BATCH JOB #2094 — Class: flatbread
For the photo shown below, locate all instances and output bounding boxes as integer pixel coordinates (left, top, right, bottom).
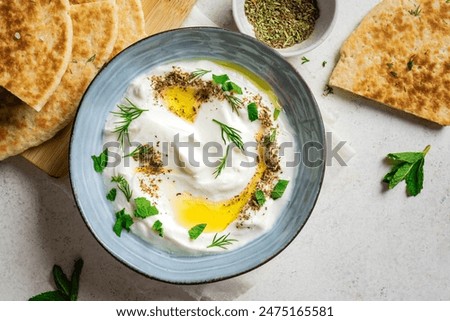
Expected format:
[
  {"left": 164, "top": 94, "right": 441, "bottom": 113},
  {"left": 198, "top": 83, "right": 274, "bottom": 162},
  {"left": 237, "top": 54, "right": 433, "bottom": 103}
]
[
  {"left": 0, "top": 0, "right": 73, "bottom": 111},
  {"left": 329, "top": 0, "right": 450, "bottom": 125},
  {"left": 70, "top": 0, "right": 146, "bottom": 57},
  {"left": 0, "top": 0, "right": 118, "bottom": 160},
  {"left": 111, "top": 0, "right": 147, "bottom": 57}
]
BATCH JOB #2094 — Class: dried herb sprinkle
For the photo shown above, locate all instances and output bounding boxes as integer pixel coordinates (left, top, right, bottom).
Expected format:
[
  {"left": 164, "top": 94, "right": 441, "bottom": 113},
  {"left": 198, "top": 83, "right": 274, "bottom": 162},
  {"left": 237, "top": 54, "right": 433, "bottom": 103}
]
[{"left": 244, "top": 0, "right": 320, "bottom": 49}]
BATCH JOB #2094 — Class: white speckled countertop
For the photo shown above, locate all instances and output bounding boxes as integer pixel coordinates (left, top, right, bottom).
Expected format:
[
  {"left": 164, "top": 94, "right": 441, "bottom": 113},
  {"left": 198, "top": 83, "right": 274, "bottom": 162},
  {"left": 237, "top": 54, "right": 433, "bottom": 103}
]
[{"left": 0, "top": 0, "right": 449, "bottom": 300}]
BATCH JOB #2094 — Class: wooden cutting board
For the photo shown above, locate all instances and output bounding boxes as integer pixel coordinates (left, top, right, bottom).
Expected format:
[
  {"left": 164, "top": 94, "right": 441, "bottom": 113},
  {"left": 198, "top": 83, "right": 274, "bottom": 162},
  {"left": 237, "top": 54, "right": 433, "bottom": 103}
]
[{"left": 21, "top": 0, "right": 196, "bottom": 177}]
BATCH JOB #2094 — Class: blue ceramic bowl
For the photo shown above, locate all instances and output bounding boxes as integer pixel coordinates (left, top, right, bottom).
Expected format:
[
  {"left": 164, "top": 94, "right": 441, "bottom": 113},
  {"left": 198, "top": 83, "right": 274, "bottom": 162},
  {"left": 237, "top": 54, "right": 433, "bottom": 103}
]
[{"left": 70, "top": 27, "right": 325, "bottom": 284}]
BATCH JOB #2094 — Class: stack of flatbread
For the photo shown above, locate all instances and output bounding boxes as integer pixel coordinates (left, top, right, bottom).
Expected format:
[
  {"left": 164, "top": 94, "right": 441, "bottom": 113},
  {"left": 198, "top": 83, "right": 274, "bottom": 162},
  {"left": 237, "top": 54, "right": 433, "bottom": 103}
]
[
  {"left": 330, "top": 0, "right": 450, "bottom": 125},
  {"left": 0, "top": 0, "right": 147, "bottom": 160}
]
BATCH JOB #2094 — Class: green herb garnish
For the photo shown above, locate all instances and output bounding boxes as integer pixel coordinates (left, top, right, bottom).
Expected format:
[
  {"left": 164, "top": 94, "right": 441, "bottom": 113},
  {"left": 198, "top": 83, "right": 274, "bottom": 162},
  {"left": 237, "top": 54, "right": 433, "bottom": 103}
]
[
  {"left": 274, "top": 108, "right": 281, "bottom": 120},
  {"left": 212, "top": 74, "right": 243, "bottom": 94},
  {"left": 323, "top": 84, "right": 334, "bottom": 96},
  {"left": 106, "top": 188, "right": 117, "bottom": 201},
  {"left": 91, "top": 148, "right": 108, "bottom": 173},
  {"left": 29, "top": 258, "right": 83, "bottom": 301},
  {"left": 113, "top": 208, "right": 134, "bottom": 237},
  {"left": 212, "top": 119, "right": 244, "bottom": 151},
  {"left": 390, "top": 71, "right": 398, "bottom": 78},
  {"left": 124, "top": 144, "right": 151, "bottom": 158},
  {"left": 264, "top": 128, "right": 277, "bottom": 145},
  {"left": 383, "top": 145, "right": 430, "bottom": 196},
  {"left": 247, "top": 102, "right": 259, "bottom": 122},
  {"left": 271, "top": 179, "right": 289, "bottom": 200},
  {"left": 86, "top": 54, "right": 96, "bottom": 63},
  {"left": 255, "top": 190, "right": 266, "bottom": 207},
  {"left": 134, "top": 197, "right": 158, "bottom": 218},
  {"left": 111, "top": 98, "right": 148, "bottom": 147},
  {"left": 207, "top": 233, "right": 238, "bottom": 249},
  {"left": 152, "top": 220, "right": 164, "bottom": 237},
  {"left": 213, "top": 74, "right": 243, "bottom": 114},
  {"left": 407, "top": 57, "right": 415, "bottom": 71},
  {"left": 189, "top": 68, "right": 211, "bottom": 81},
  {"left": 408, "top": 4, "right": 421, "bottom": 16},
  {"left": 301, "top": 56, "right": 310, "bottom": 64},
  {"left": 69, "top": 258, "right": 83, "bottom": 301},
  {"left": 188, "top": 223, "right": 207, "bottom": 240},
  {"left": 387, "top": 62, "right": 394, "bottom": 69},
  {"left": 213, "top": 145, "right": 231, "bottom": 178},
  {"left": 225, "top": 94, "right": 244, "bottom": 114},
  {"left": 322, "top": 61, "right": 327, "bottom": 67},
  {"left": 111, "top": 175, "right": 132, "bottom": 202}
]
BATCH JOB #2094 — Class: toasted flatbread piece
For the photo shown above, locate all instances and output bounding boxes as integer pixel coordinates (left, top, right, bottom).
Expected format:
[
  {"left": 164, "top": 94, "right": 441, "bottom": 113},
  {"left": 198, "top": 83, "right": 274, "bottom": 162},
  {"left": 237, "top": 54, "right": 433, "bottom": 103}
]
[
  {"left": 70, "top": 0, "right": 146, "bottom": 57},
  {"left": 329, "top": 0, "right": 450, "bottom": 125},
  {"left": 0, "top": 0, "right": 73, "bottom": 111},
  {"left": 111, "top": 0, "right": 147, "bottom": 57},
  {"left": 0, "top": 0, "right": 118, "bottom": 160}
]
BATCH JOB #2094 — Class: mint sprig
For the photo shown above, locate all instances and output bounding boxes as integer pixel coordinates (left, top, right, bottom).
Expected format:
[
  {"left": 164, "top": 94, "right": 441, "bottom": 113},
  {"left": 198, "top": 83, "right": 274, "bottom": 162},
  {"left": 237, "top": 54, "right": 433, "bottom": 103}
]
[
  {"left": 29, "top": 258, "right": 83, "bottom": 301},
  {"left": 383, "top": 145, "right": 430, "bottom": 196}
]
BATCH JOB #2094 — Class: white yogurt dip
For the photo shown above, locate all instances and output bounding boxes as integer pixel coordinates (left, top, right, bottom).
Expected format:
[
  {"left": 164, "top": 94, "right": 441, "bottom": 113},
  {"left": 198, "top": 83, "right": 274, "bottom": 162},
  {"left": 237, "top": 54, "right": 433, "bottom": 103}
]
[{"left": 103, "top": 60, "right": 297, "bottom": 254}]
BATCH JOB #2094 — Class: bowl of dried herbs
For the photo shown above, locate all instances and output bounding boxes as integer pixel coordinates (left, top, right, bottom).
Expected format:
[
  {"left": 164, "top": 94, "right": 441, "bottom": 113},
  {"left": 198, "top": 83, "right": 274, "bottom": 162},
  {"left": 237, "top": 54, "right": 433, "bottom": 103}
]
[{"left": 233, "top": 0, "right": 337, "bottom": 57}]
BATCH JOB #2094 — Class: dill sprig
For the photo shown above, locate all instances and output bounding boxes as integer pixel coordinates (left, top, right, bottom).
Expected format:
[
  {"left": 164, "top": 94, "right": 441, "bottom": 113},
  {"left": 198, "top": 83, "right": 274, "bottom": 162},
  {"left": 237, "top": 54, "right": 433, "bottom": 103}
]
[
  {"left": 301, "top": 56, "right": 310, "bottom": 64},
  {"left": 124, "top": 144, "right": 151, "bottom": 158},
  {"left": 111, "top": 175, "right": 132, "bottom": 202},
  {"left": 207, "top": 233, "right": 238, "bottom": 249},
  {"left": 111, "top": 98, "right": 148, "bottom": 147},
  {"left": 225, "top": 94, "right": 244, "bottom": 114},
  {"left": 212, "top": 119, "right": 244, "bottom": 151},
  {"left": 189, "top": 68, "right": 211, "bottom": 82},
  {"left": 213, "top": 145, "right": 230, "bottom": 178},
  {"left": 408, "top": 4, "right": 421, "bottom": 16}
]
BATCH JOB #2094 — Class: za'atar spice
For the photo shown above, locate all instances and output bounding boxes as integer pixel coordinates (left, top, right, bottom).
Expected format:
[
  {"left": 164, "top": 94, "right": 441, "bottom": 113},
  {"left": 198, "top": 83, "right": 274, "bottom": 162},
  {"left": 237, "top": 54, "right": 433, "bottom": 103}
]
[{"left": 244, "top": 0, "right": 320, "bottom": 49}]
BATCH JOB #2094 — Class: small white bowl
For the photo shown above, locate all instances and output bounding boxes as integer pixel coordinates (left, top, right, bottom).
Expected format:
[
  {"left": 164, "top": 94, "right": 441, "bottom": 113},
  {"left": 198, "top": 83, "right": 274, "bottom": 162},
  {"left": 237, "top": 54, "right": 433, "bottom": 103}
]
[{"left": 232, "top": 0, "right": 337, "bottom": 57}]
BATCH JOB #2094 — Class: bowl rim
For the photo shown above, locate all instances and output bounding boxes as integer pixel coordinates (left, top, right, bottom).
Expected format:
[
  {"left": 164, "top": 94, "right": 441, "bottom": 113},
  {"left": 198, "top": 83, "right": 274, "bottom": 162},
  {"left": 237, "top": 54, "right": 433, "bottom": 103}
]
[
  {"left": 232, "top": 0, "right": 338, "bottom": 57},
  {"left": 69, "top": 26, "right": 327, "bottom": 284}
]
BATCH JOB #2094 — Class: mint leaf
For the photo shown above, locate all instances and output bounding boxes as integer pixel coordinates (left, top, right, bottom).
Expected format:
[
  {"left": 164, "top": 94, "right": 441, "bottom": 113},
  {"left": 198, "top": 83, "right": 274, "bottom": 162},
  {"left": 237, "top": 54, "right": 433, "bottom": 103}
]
[
  {"left": 69, "top": 258, "right": 83, "bottom": 301},
  {"left": 271, "top": 180, "right": 289, "bottom": 200},
  {"left": 405, "top": 158, "right": 424, "bottom": 196},
  {"left": 52, "top": 265, "right": 71, "bottom": 296},
  {"left": 212, "top": 74, "right": 230, "bottom": 86},
  {"left": 224, "top": 81, "right": 243, "bottom": 94},
  {"left": 91, "top": 148, "right": 108, "bottom": 173},
  {"left": 152, "top": 220, "right": 163, "bottom": 237},
  {"left": 273, "top": 108, "right": 281, "bottom": 120},
  {"left": 255, "top": 190, "right": 266, "bottom": 206},
  {"left": 106, "top": 188, "right": 117, "bottom": 201},
  {"left": 212, "top": 74, "right": 242, "bottom": 94},
  {"left": 134, "top": 197, "right": 158, "bottom": 218},
  {"left": 29, "top": 258, "right": 84, "bottom": 301},
  {"left": 113, "top": 209, "right": 133, "bottom": 237},
  {"left": 383, "top": 145, "right": 430, "bottom": 196},
  {"left": 387, "top": 152, "right": 423, "bottom": 163},
  {"left": 247, "top": 102, "right": 258, "bottom": 122},
  {"left": 188, "top": 223, "right": 207, "bottom": 240},
  {"left": 29, "top": 290, "right": 69, "bottom": 301}
]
